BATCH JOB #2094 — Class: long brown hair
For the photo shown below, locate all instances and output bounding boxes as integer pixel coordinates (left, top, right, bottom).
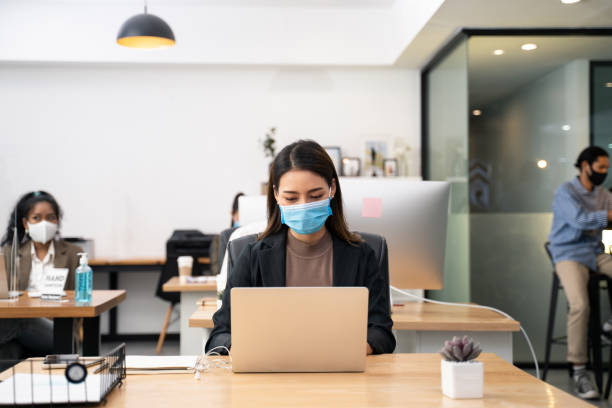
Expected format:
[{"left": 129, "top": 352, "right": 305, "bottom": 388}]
[{"left": 258, "top": 140, "right": 361, "bottom": 244}]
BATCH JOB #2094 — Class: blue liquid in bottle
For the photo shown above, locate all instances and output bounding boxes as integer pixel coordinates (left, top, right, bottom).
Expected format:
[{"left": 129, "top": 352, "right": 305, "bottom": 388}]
[{"left": 75, "top": 253, "right": 92, "bottom": 304}]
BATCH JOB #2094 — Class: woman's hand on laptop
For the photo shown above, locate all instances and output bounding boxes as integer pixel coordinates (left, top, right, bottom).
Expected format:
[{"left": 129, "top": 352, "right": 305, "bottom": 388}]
[{"left": 367, "top": 343, "right": 373, "bottom": 355}]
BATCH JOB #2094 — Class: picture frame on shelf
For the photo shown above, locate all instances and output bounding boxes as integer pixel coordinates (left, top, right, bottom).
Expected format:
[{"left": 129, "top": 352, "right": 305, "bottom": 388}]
[
  {"left": 383, "top": 159, "right": 399, "bottom": 177},
  {"left": 324, "top": 146, "right": 342, "bottom": 176},
  {"left": 364, "top": 141, "right": 387, "bottom": 177},
  {"left": 342, "top": 157, "right": 361, "bottom": 177}
]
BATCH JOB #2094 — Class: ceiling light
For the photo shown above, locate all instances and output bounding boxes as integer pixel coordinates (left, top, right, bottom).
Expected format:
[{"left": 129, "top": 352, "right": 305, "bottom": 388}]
[
  {"left": 605, "top": 82, "right": 612, "bottom": 88},
  {"left": 562, "top": 125, "right": 571, "bottom": 131},
  {"left": 117, "top": 2, "right": 175, "bottom": 49},
  {"left": 537, "top": 160, "right": 548, "bottom": 169},
  {"left": 561, "top": 0, "right": 581, "bottom": 4},
  {"left": 521, "top": 43, "right": 538, "bottom": 51},
  {"left": 493, "top": 49, "right": 505, "bottom": 56},
  {"left": 472, "top": 109, "right": 482, "bottom": 116}
]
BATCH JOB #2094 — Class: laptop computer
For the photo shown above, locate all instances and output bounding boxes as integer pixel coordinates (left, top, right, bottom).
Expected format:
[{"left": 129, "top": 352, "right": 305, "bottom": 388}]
[{"left": 230, "top": 287, "right": 368, "bottom": 373}]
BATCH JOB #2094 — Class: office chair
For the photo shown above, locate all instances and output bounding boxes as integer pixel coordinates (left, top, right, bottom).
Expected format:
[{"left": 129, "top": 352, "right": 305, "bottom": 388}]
[{"left": 218, "top": 227, "right": 237, "bottom": 271}]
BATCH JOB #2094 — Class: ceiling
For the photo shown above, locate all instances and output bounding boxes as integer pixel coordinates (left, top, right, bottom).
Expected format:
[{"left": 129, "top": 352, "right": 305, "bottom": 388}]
[
  {"left": 468, "top": 36, "right": 612, "bottom": 106},
  {"left": 0, "top": 0, "right": 441, "bottom": 65},
  {"left": 395, "top": 0, "right": 612, "bottom": 68},
  {"left": 1, "top": 0, "right": 612, "bottom": 67}
]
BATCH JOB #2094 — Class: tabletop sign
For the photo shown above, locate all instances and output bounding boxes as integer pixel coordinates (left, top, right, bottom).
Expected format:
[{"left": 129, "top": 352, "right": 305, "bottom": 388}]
[{"left": 41, "top": 268, "right": 69, "bottom": 300}]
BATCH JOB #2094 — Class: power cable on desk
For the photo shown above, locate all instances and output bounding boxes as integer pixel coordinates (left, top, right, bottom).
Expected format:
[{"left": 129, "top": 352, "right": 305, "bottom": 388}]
[
  {"left": 390, "top": 285, "right": 539, "bottom": 379},
  {"left": 195, "top": 345, "right": 232, "bottom": 379}
]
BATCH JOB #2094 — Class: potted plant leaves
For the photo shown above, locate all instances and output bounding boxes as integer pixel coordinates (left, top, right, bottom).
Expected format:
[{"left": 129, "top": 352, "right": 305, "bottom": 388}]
[{"left": 440, "top": 335, "right": 483, "bottom": 399}]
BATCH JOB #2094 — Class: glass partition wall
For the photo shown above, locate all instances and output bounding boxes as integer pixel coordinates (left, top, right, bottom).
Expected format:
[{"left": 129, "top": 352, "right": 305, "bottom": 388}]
[
  {"left": 423, "top": 35, "right": 470, "bottom": 303},
  {"left": 423, "top": 30, "right": 612, "bottom": 364}
]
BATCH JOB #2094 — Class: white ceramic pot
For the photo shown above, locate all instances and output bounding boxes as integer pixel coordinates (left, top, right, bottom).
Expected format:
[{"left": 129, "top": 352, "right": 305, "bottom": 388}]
[{"left": 441, "top": 359, "right": 483, "bottom": 399}]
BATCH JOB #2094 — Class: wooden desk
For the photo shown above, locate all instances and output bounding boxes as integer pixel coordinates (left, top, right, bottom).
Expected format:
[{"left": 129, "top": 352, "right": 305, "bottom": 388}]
[
  {"left": 392, "top": 302, "right": 520, "bottom": 331},
  {"left": 90, "top": 258, "right": 212, "bottom": 341},
  {"left": 189, "top": 302, "right": 519, "bottom": 361},
  {"left": 162, "top": 277, "right": 217, "bottom": 355},
  {"left": 98, "top": 353, "right": 586, "bottom": 407},
  {"left": 89, "top": 258, "right": 166, "bottom": 267},
  {"left": 391, "top": 302, "right": 519, "bottom": 362},
  {"left": 0, "top": 290, "right": 126, "bottom": 356},
  {"left": 162, "top": 276, "right": 217, "bottom": 292}
]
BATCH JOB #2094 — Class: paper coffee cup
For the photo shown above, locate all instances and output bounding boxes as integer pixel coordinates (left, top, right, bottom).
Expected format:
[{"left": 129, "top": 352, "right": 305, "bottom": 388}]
[{"left": 177, "top": 256, "right": 193, "bottom": 283}]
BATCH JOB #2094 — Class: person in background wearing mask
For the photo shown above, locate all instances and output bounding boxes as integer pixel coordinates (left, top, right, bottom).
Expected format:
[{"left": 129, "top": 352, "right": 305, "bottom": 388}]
[
  {"left": 230, "top": 192, "right": 245, "bottom": 228},
  {"left": 549, "top": 146, "right": 612, "bottom": 400},
  {"left": 206, "top": 140, "right": 395, "bottom": 355},
  {"left": 0, "top": 191, "right": 81, "bottom": 358}
]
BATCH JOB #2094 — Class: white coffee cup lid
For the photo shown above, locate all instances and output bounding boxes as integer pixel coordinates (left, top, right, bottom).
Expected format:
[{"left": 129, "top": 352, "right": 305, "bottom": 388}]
[{"left": 177, "top": 256, "right": 193, "bottom": 266}]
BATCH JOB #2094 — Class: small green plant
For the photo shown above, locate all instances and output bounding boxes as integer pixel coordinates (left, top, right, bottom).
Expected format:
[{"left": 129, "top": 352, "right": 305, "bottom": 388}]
[
  {"left": 262, "top": 127, "right": 277, "bottom": 159},
  {"left": 217, "top": 290, "right": 224, "bottom": 300},
  {"left": 440, "top": 336, "right": 482, "bottom": 362}
]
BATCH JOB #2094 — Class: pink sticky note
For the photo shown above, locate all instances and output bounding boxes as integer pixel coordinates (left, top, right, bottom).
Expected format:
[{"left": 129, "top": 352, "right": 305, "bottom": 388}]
[{"left": 362, "top": 198, "right": 382, "bottom": 218}]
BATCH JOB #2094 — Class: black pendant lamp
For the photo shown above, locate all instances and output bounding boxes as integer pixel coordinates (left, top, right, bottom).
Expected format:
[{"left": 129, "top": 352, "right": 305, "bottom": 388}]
[{"left": 117, "top": 1, "right": 175, "bottom": 49}]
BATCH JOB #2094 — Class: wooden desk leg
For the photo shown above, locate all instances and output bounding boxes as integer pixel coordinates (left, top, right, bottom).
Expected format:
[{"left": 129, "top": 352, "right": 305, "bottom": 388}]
[
  {"left": 53, "top": 318, "right": 75, "bottom": 354},
  {"left": 83, "top": 316, "right": 101, "bottom": 356}
]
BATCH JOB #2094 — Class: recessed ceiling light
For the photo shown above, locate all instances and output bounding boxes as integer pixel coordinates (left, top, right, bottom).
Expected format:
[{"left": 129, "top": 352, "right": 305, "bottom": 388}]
[
  {"left": 537, "top": 160, "right": 548, "bottom": 169},
  {"left": 472, "top": 109, "right": 482, "bottom": 116},
  {"left": 562, "top": 125, "right": 571, "bottom": 131},
  {"left": 521, "top": 43, "right": 538, "bottom": 51},
  {"left": 561, "top": 0, "right": 581, "bottom": 4},
  {"left": 606, "top": 82, "right": 612, "bottom": 88},
  {"left": 493, "top": 49, "right": 505, "bottom": 56}
]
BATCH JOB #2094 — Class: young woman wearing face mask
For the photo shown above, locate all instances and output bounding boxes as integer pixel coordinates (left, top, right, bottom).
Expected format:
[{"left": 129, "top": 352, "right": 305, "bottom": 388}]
[
  {"left": 0, "top": 191, "right": 81, "bottom": 357},
  {"left": 206, "top": 140, "right": 395, "bottom": 355}
]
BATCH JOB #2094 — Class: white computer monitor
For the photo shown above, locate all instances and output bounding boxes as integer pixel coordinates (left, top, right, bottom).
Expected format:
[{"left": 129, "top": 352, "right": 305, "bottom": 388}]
[{"left": 340, "top": 178, "right": 450, "bottom": 289}]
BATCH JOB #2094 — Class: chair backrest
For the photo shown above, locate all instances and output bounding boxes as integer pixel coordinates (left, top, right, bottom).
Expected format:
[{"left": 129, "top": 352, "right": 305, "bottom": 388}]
[
  {"left": 218, "top": 227, "right": 237, "bottom": 269},
  {"left": 227, "top": 232, "right": 390, "bottom": 313},
  {"left": 359, "top": 232, "right": 391, "bottom": 313},
  {"left": 227, "top": 234, "right": 258, "bottom": 278}
]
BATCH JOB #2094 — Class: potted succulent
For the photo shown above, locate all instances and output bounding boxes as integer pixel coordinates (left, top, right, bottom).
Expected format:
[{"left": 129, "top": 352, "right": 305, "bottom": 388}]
[{"left": 440, "top": 336, "right": 483, "bottom": 399}]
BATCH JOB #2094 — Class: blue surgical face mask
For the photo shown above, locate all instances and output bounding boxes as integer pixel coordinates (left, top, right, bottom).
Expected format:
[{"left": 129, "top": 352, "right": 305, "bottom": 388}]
[
  {"left": 279, "top": 189, "right": 333, "bottom": 235},
  {"left": 232, "top": 220, "right": 240, "bottom": 228}
]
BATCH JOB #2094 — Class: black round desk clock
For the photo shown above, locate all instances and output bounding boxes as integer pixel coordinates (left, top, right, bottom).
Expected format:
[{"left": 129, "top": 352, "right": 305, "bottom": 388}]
[{"left": 65, "top": 362, "right": 88, "bottom": 384}]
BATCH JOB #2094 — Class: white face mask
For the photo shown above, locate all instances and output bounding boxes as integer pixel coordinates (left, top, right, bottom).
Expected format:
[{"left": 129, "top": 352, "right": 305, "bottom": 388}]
[{"left": 27, "top": 221, "right": 58, "bottom": 244}]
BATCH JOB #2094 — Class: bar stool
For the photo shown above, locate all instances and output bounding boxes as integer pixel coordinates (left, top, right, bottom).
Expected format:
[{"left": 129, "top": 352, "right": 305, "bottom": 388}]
[{"left": 542, "top": 242, "right": 612, "bottom": 395}]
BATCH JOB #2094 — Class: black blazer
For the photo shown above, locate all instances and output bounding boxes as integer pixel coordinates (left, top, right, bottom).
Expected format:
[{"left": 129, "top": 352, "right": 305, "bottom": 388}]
[{"left": 205, "top": 228, "right": 396, "bottom": 354}]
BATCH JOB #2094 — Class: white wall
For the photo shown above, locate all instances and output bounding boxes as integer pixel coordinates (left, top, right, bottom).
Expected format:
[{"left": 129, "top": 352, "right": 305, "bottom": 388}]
[{"left": 0, "top": 64, "right": 420, "bottom": 258}]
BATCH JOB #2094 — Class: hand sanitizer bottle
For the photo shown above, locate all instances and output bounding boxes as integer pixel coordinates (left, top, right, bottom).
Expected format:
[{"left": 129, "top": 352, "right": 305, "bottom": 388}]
[{"left": 75, "top": 252, "right": 92, "bottom": 304}]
